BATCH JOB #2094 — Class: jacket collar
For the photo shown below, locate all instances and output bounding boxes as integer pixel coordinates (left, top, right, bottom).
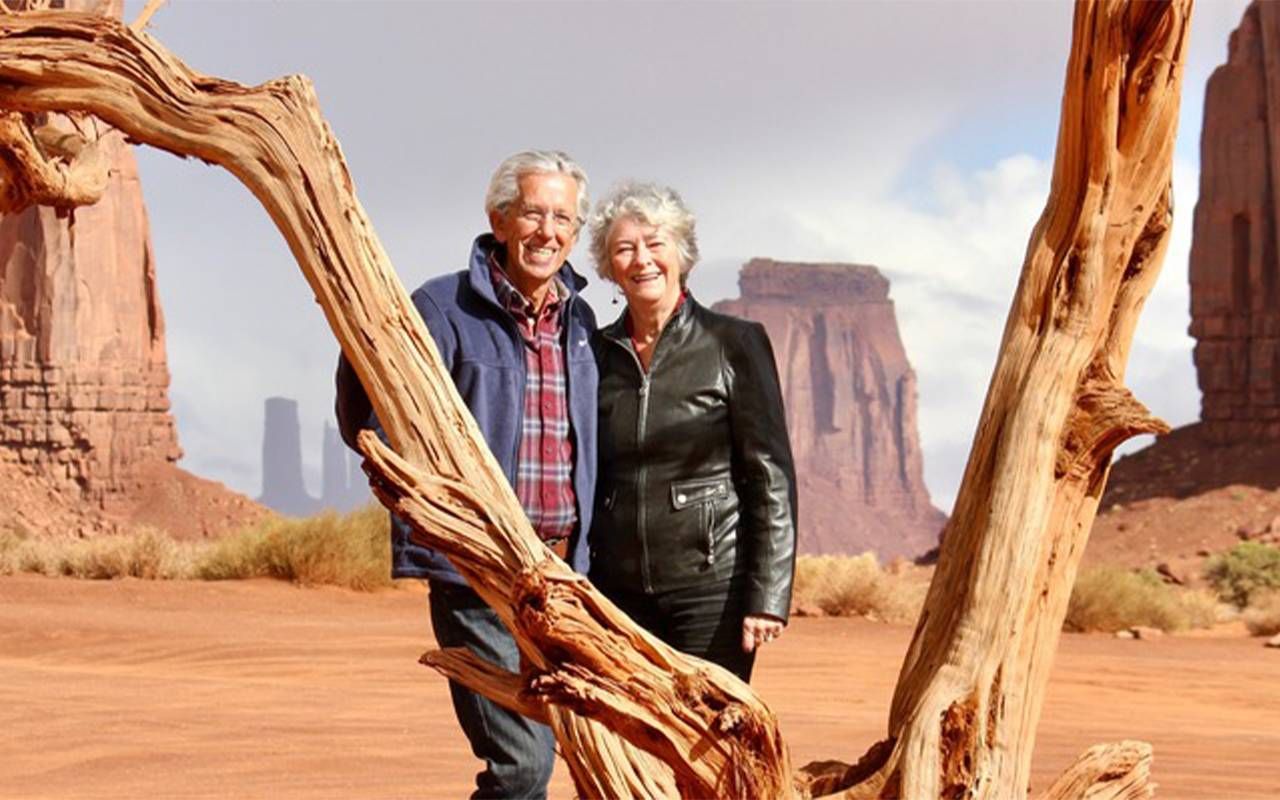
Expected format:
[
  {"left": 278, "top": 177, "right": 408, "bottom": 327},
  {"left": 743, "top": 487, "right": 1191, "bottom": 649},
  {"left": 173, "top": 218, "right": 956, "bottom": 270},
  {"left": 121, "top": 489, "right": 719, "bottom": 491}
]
[
  {"left": 602, "top": 289, "right": 698, "bottom": 345},
  {"left": 467, "top": 233, "right": 589, "bottom": 310}
]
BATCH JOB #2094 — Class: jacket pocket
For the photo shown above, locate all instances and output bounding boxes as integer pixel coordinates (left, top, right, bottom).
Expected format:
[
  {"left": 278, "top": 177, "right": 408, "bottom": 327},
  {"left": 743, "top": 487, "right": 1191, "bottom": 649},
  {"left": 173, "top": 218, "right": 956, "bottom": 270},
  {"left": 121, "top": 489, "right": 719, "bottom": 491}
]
[
  {"left": 670, "top": 477, "right": 730, "bottom": 509},
  {"left": 671, "top": 477, "right": 730, "bottom": 566}
]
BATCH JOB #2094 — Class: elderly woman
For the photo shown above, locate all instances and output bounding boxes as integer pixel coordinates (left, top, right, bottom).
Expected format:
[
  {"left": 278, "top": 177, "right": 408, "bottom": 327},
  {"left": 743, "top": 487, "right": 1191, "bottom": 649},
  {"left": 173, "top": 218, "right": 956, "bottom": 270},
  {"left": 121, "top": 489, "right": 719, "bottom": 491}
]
[{"left": 587, "top": 182, "right": 797, "bottom": 682}]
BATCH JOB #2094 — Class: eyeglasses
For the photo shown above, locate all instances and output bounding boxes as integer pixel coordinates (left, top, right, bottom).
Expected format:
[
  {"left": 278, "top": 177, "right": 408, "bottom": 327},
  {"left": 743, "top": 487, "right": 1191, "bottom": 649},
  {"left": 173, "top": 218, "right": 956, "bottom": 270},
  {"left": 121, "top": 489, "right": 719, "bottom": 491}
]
[{"left": 515, "top": 205, "right": 581, "bottom": 234}]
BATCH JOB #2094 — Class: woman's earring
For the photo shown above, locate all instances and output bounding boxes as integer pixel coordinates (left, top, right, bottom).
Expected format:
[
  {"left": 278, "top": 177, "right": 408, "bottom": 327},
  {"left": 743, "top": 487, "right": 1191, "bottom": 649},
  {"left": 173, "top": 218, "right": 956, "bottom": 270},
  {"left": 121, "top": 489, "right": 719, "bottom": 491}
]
[{"left": 612, "top": 285, "right": 621, "bottom": 305}]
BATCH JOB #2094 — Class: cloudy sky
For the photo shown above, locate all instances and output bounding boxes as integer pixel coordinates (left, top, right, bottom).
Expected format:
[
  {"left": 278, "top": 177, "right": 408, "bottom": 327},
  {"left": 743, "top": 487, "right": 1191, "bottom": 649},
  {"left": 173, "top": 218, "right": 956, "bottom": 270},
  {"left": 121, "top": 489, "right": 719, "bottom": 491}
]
[{"left": 117, "top": 0, "right": 1251, "bottom": 513}]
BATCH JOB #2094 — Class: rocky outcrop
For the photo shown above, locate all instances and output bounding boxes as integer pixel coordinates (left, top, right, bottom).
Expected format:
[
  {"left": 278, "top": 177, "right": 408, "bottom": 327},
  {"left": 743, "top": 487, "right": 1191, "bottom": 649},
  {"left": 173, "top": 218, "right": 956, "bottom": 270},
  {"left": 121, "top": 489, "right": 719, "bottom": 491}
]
[
  {"left": 1099, "top": 0, "right": 1280, "bottom": 563},
  {"left": 1190, "top": 0, "right": 1280, "bottom": 443},
  {"left": 713, "top": 259, "right": 945, "bottom": 560},
  {"left": 0, "top": 114, "right": 181, "bottom": 503}
]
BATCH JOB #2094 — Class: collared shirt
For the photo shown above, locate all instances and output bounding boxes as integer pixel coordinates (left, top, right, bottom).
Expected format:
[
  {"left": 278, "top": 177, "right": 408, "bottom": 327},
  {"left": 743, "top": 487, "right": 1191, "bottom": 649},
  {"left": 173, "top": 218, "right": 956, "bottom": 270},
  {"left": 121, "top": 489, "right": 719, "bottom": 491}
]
[{"left": 488, "top": 252, "right": 577, "bottom": 542}]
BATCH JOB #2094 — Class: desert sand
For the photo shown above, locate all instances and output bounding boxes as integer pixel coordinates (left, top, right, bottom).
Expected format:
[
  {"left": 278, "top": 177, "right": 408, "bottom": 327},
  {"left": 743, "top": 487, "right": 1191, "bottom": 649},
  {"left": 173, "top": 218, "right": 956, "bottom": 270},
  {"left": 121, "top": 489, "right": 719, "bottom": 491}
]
[{"left": 0, "top": 575, "right": 1275, "bottom": 799}]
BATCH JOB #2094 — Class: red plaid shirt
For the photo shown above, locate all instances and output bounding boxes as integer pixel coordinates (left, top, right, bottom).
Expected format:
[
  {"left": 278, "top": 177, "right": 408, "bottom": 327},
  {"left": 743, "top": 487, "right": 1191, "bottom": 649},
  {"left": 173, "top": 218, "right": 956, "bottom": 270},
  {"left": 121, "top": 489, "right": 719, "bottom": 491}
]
[{"left": 489, "top": 256, "right": 577, "bottom": 542}]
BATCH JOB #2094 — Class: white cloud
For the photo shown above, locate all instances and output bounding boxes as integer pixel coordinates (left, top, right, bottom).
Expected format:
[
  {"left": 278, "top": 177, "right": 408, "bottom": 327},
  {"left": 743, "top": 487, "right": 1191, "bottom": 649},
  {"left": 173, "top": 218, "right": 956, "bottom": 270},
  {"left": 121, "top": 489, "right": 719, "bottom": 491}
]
[
  {"left": 763, "top": 155, "right": 1050, "bottom": 510},
  {"left": 758, "top": 151, "right": 1201, "bottom": 512}
]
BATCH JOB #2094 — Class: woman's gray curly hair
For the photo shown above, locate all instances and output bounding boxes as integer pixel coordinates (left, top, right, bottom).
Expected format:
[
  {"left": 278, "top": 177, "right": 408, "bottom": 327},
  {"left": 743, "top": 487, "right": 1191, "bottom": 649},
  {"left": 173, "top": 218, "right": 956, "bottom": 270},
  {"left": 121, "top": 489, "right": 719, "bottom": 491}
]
[
  {"left": 589, "top": 182, "right": 700, "bottom": 283},
  {"left": 484, "top": 150, "right": 590, "bottom": 223}
]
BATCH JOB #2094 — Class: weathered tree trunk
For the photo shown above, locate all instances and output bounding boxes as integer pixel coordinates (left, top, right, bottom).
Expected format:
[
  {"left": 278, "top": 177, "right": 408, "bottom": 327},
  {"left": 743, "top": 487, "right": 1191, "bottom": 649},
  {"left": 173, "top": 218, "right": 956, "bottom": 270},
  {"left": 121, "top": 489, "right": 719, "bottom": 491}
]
[
  {"left": 0, "top": 1, "right": 1191, "bottom": 797},
  {"left": 796, "top": 2, "right": 1190, "bottom": 797}
]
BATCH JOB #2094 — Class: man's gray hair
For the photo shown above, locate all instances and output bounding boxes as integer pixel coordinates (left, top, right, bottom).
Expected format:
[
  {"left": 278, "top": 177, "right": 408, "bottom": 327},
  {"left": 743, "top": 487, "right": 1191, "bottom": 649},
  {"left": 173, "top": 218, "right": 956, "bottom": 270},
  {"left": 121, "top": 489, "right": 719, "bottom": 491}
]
[
  {"left": 485, "top": 150, "right": 590, "bottom": 223},
  {"left": 589, "top": 182, "right": 700, "bottom": 283}
]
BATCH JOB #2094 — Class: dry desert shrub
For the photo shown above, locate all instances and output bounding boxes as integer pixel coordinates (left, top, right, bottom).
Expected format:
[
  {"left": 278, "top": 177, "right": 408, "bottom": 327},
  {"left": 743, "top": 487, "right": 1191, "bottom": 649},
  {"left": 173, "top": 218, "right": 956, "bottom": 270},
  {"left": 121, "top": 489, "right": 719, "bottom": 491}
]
[
  {"left": 1243, "top": 590, "right": 1280, "bottom": 636},
  {"left": 1065, "top": 566, "right": 1219, "bottom": 633},
  {"left": 791, "top": 553, "right": 927, "bottom": 623},
  {"left": 1177, "top": 586, "right": 1229, "bottom": 629},
  {"left": 0, "top": 506, "right": 394, "bottom": 591},
  {"left": 61, "top": 528, "right": 194, "bottom": 579},
  {"left": 193, "top": 504, "right": 392, "bottom": 590},
  {"left": 0, "top": 529, "right": 28, "bottom": 575},
  {"left": 0, "top": 526, "right": 193, "bottom": 579}
]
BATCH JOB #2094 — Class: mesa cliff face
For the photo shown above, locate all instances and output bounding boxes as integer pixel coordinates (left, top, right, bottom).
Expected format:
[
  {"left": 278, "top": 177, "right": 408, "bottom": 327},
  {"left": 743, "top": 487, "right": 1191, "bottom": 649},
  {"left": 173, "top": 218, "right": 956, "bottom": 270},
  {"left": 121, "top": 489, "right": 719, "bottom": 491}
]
[
  {"left": 1189, "top": 0, "right": 1280, "bottom": 443},
  {"left": 322, "top": 420, "right": 371, "bottom": 512},
  {"left": 0, "top": 0, "right": 267, "bottom": 538},
  {"left": 1100, "top": 1, "right": 1280, "bottom": 570},
  {"left": 713, "top": 259, "right": 945, "bottom": 560},
  {"left": 0, "top": 123, "right": 182, "bottom": 502},
  {"left": 0, "top": 123, "right": 265, "bottom": 537}
]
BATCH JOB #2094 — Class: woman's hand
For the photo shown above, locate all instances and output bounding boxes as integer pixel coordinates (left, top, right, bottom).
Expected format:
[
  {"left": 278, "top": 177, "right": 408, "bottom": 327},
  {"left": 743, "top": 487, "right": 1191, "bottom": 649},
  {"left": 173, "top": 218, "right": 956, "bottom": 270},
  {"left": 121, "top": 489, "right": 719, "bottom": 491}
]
[{"left": 741, "top": 614, "right": 785, "bottom": 653}]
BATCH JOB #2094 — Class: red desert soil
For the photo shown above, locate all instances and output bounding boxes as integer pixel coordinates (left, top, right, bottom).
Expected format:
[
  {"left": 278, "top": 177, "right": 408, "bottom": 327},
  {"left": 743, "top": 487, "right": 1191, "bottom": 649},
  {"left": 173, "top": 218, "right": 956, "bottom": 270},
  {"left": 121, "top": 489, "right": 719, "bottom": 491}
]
[
  {"left": 1089, "top": 422, "right": 1280, "bottom": 581},
  {"left": 100, "top": 461, "right": 272, "bottom": 539},
  {"left": 0, "top": 460, "right": 269, "bottom": 540},
  {"left": 0, "top": 576, "right": 1276, "bottom": 799}
]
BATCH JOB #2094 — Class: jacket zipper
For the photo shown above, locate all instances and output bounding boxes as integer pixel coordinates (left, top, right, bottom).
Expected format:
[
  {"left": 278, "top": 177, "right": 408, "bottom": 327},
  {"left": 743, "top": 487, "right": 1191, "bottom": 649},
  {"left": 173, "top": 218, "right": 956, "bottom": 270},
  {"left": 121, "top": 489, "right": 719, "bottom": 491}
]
[
  {"left": 610, "top": 335, "right": 655, "bottom": 592},
  {"left": 560, "top": 295, "right": 582, "bottom": 538},
  {"left": 636, "top": 374, "right": 652, "bottom": 592},
  {"left": 704, "top": 501, "right": 715, "bottom": 566},
  {"left": 608, "top": 306, "right": 682, "bottom": 594},
  {"left": 506, "top": 316, "right": 527, "bottom": 469}
]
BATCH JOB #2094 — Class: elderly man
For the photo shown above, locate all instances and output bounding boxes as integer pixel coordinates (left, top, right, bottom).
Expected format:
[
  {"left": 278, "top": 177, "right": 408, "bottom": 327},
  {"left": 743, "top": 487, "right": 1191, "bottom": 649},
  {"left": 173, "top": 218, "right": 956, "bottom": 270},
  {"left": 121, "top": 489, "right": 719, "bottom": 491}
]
[{"left": 336, "top": 150, "right": 597, "bottom": 798}]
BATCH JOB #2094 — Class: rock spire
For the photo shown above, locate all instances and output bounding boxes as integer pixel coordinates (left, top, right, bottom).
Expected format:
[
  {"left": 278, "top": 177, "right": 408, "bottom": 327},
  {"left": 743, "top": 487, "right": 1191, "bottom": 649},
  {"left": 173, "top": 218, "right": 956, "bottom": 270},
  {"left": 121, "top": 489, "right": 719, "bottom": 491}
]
[{"left": 1190, "top": 0, "right": 1280, "bottom": 443}]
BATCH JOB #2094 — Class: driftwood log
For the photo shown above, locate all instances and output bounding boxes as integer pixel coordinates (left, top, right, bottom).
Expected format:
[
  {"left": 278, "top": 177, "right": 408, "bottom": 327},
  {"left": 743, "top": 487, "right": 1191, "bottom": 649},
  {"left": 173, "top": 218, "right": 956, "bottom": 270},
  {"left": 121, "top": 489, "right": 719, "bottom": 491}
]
[{"left": 0, "top": 0, "right": 1190, "bottom": 797}]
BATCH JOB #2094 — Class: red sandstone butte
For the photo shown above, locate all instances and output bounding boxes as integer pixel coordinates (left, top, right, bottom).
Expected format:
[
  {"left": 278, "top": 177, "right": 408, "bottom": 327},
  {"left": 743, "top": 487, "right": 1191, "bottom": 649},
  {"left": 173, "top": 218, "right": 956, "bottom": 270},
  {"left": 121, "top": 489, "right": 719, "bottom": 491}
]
[
  {"left": 713, "top": 259, "right": 946, "bottom": 560},
  {"left": 0, "top": 0, "right": 267, "bottom": 538},
  {"left": 1099, "top": 0, "right": 1280, "bottom": 535},
  {"left": 1189, "top": 0, "right": 1280, "bottom": 444}
]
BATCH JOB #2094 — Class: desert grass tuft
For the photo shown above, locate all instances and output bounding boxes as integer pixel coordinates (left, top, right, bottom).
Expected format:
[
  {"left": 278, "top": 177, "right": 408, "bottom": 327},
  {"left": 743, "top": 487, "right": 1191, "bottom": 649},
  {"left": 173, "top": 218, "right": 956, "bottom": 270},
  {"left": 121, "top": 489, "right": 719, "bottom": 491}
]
[
  {"left": 63, "top": 528, "right": 194, "bottom": 579},
  {"left": 0, "top": 529, "right": 29, "bottom": 576},
  {"left": 0, "top": 526, "right": 195, "bottom": 579},
  {"left": 791, "top": 553, "right": 927, "bottom": 624},
  {"left": 1, "top": 505, "right": 394, "bottom": 591},
  {"left": 1065, "top": 566, "right": 1219, "bottom": 633},
  {"left": 193, "top": 504, "right": 392, "bottom": 590},
  {"left": 1243, "top": 590, "right": 1280, "bottom": 636}
]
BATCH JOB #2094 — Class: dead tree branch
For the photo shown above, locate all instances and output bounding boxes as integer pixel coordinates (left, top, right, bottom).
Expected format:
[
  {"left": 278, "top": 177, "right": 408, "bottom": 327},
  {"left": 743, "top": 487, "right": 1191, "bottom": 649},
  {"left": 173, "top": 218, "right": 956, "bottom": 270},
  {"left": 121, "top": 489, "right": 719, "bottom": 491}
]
[
  {"left": 799, "top": 2, "right": 1191, "bottom": 797},
  {"left": 129, "top": 0, "right": 165, "bottom": 32}
]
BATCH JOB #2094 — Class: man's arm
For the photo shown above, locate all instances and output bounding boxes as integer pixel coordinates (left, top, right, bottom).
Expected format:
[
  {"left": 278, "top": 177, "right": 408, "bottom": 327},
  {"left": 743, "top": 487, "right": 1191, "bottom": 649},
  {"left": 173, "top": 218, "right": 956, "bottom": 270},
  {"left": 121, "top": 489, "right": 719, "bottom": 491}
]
[
  {"left": 335, "top": 354, "right": 373, "bottom": 450},
  {"left": 333, "top": 287, "right": 459, "bottom": 451}
]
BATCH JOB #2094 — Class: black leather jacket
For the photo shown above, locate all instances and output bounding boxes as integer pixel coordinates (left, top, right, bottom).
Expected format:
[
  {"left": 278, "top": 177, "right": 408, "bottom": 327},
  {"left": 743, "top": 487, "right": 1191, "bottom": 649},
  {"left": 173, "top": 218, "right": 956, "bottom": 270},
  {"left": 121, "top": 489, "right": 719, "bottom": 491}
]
[{"left": 589, "top": 296, "right": 798, "bottom": 621}]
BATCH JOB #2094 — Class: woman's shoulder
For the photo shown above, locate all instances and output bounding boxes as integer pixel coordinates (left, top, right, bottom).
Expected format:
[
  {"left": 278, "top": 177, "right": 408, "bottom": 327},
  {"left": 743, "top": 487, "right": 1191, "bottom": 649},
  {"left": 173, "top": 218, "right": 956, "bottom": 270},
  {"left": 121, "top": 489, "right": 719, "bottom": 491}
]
[{"left": 692, "top": 300, "right": 768, "bottom": 345}]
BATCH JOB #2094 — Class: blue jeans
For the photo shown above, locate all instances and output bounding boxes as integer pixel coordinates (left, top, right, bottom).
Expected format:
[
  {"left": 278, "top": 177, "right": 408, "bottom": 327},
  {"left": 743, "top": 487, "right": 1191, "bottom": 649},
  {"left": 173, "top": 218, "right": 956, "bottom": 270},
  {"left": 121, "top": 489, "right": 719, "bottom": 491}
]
[{"left": 428, "top": 581, "right": 555, "bottom": 799}]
